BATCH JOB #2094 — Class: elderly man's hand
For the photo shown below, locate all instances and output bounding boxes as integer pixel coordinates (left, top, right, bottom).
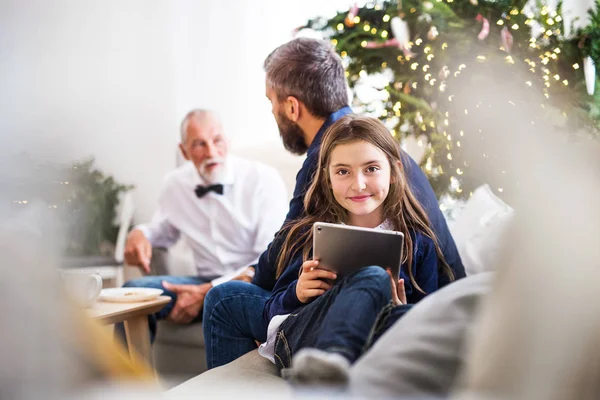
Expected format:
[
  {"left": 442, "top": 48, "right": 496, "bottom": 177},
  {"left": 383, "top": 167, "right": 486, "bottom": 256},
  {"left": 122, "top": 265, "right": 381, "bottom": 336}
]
[
  {"left": 231, "top": 266, "right": 255, "bottom": 283},
  {"left": 124, "top": 230, "right": 152, "bottom": 273},
  {"left": 162, "top": 281, "right": 213, "bottom": 324}
]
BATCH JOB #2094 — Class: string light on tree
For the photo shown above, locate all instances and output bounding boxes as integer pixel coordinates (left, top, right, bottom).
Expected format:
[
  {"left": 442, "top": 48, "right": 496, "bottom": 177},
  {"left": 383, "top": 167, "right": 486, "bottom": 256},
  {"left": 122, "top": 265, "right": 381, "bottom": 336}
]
[{"left": 300, "top": 0, "right": 600, "bottom": 199}]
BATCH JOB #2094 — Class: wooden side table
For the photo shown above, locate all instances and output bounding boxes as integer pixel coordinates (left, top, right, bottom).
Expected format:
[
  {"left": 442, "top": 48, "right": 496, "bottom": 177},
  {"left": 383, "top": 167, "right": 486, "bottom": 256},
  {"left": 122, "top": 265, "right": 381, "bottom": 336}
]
[{"left": 87, "top": 296, "right": 170, "bottom": 363}]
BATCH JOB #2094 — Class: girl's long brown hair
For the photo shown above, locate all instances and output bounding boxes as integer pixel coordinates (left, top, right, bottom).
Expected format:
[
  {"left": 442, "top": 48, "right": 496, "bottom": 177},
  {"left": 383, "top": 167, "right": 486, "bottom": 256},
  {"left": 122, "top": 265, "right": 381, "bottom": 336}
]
[{"left": 274, "top": 115, "right": 454, "bottom": 292}]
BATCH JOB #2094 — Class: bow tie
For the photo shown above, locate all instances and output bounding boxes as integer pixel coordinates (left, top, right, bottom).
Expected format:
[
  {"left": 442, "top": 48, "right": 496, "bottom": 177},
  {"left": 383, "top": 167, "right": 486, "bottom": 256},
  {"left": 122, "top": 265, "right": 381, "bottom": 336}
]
[{"left": 195, "top": 184, "right": 224, "bottom": 198}]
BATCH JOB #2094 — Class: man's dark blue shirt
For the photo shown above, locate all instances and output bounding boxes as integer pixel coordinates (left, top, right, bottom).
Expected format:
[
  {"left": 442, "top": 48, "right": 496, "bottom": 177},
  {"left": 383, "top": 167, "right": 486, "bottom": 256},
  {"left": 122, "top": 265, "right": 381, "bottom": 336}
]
[{"left": 253, "top": 107, "right": 465, "bottom": 289}]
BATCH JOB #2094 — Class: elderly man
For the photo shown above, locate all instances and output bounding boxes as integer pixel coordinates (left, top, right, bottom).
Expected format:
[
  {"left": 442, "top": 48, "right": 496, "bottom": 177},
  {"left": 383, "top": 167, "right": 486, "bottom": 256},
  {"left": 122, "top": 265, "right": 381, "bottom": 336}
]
[
  {"left": 203, "top": 38, "right": 465, "bottom": 369},
  {"left": 119, "top": 109, "right": 287, "bottom": 341}
]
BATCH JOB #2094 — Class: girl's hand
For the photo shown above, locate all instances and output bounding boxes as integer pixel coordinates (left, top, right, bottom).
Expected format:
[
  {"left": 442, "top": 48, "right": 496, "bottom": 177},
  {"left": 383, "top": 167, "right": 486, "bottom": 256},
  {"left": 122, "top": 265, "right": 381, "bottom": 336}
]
[
  {"left": 296, "top": 260, "right": 337, "bottom": 303},
  {"left": 387, "top": 269, "right": 406, "bottom": 306}
]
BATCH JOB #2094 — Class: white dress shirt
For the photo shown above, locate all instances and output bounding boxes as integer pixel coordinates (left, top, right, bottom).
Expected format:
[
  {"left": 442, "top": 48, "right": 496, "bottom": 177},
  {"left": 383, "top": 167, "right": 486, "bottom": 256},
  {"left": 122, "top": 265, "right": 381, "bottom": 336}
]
[{"left": 137, "top": 155, "right": 288, "bottom": 286}]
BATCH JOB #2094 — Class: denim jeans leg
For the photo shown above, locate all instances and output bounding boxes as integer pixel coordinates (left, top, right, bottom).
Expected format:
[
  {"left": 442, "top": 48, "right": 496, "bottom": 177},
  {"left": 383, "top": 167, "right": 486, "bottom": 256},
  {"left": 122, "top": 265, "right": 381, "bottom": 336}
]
[
  {"left": 203, "top": 281, "right": 271, "bottom": 369},
  {"left": 275, "top": 266, "right": 392, "bottom": 369},
  {"left": 114, "top": 275, "right": 211, "bottom": 348},
  {"left": 367, "top": 303, "right": 413, "bottom": 348}
]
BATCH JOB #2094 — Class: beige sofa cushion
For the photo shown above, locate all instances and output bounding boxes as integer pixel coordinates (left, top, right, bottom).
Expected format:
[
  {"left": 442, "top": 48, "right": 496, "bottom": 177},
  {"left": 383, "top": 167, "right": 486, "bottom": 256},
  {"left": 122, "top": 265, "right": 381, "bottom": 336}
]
[{"left": 166, "top": 349, "right": 288, "bottom": 398}]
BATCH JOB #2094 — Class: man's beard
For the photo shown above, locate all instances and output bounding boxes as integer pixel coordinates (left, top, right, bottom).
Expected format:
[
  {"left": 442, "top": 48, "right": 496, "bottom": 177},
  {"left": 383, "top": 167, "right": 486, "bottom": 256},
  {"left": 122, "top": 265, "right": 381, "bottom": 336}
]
[
  {"left": 198, "top": 157, "right": 227, "bottom": 183},
  {"left": 277, "top": 111, "right": 308, "bottom": 155}
]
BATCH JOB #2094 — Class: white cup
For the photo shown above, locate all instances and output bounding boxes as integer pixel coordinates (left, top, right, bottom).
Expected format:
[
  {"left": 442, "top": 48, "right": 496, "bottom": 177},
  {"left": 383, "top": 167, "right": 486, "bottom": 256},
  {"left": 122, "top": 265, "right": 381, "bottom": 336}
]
[{"left": 61, "top": 269, "right": 103, "bottom": 308}]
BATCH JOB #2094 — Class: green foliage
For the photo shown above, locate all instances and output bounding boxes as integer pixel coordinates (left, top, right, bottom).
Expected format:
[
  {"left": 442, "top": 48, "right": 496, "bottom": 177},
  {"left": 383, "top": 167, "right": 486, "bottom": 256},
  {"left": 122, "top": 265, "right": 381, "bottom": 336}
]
[
  {"left": 6, "top": 157, "right": 132, "bottom": 256},
  {"left": 303, "top": 0, "right": 599, "bottom": 199},
  {"left": 578, "top": 0, "right": 600, "bottom": 65},
  {"left": 64, "top": 159, "right": 133, "bottom": 256}
]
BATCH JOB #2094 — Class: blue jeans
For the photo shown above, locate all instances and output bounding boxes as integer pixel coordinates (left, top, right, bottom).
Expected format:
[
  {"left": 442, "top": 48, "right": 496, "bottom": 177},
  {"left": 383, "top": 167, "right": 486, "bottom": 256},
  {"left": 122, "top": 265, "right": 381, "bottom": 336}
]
[
  {"left": 274, "top": 266, "right": 409, "bottom": 370},
  {"left": 115, "top": 275, "right": 213, "bottom": 345},
  {"left": 203, "top": 281, "right": 271, "bottom": 369}
]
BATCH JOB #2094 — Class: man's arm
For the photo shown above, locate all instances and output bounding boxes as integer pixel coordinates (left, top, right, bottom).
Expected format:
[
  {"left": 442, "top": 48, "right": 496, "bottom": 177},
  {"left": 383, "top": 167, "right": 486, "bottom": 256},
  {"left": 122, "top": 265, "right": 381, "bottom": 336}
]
[
  {"left": 253, "top": 168, "right": 289, "bottom": 255},
  {"left": 252, "top": 156, "right": 317, "bottom": 290},
  {"left": 137, "top": 211, "right": 181, "bottom": 249},
  {"left": 124, "top": 212, "right": 180, "bottom": 273}
]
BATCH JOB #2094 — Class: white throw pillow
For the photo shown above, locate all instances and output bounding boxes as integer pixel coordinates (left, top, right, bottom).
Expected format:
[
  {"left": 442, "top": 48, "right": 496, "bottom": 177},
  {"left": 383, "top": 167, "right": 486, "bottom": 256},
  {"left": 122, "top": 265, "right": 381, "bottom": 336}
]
[{"left": 449, "top": 184, "right": 514, "bottom": 275}]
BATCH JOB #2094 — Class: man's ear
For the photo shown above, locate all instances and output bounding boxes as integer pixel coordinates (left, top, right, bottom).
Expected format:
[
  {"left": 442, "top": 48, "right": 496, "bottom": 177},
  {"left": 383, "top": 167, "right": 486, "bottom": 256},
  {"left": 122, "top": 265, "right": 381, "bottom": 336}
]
[
  {"left": 284, "top": 96, "right": 301, "bottom": 122},
  {"left": 179, "top": 143, "right": 190, "bottom": 161}
]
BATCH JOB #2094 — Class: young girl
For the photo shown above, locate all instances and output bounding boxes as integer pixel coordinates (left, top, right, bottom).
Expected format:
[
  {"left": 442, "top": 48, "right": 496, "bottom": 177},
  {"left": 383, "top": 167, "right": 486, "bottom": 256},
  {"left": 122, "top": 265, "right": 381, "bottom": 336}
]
[{"left": 260, "top": 115, "right": 456, "bottom": 383}]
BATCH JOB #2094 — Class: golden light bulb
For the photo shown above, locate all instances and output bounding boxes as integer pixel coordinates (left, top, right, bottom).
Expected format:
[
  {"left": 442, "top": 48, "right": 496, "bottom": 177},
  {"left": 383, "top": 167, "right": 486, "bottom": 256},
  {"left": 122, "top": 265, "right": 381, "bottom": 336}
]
[
  {"left": 383, "top": 15, "right": 390, "bottom": 22},
  {"left": 381, "top": 30, "right": 389, "bottom": 38}
]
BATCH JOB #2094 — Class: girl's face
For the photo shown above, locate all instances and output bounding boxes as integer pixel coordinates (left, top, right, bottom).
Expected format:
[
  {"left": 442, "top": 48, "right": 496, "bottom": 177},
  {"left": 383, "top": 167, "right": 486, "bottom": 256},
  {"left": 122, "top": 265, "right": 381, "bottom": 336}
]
[{"left": 328, "top": 140, "right": 391, "bottom": 228}]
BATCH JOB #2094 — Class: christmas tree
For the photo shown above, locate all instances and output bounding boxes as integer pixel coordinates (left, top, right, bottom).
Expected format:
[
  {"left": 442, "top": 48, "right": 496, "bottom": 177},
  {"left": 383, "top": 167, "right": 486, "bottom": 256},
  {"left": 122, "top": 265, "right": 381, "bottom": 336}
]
[{"left": 302, "top": 0, "right": 600, "bottom": 201}]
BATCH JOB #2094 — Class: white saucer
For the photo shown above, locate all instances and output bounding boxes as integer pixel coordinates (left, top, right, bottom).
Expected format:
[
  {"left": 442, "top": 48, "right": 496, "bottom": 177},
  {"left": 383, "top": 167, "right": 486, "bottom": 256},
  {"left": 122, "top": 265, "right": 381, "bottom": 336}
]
[{"left": 99, "top": 287, "right": 164, "bottom": 303}]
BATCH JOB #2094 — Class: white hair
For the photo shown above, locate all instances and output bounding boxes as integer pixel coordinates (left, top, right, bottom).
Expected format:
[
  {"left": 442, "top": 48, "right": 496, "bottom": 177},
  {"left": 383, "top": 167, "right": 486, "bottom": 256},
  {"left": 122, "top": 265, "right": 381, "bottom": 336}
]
[{"left": 179, "top": 109, "right": 222, "bottom": 143}]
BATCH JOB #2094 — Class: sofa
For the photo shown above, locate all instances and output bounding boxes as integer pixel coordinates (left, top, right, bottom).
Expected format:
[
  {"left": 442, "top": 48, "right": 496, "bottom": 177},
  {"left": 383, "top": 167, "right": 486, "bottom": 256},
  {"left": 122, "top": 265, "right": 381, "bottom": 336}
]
[{"left": 166, "top": 272, "right": 495, "bottom": 398}]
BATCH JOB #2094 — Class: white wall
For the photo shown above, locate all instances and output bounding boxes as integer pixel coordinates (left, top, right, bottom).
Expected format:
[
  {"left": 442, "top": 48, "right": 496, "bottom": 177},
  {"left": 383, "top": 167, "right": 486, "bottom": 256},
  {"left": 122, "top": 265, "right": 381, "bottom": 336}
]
[
  {"left": 1, "top": 0, "right": 593, "bottom": 223},
  {"left": 0, "top": 0, "right": 178, "bottom": 222},
  {"left": 0, "top": 0, "right": 353, "bottom": 223}
]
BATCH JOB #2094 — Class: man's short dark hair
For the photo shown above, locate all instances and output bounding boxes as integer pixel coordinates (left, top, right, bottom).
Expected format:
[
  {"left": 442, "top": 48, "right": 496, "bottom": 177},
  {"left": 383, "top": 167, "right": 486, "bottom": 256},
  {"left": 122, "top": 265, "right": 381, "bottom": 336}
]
[{"left": 264, "top": 38, "right": 349, "bottom": 119}]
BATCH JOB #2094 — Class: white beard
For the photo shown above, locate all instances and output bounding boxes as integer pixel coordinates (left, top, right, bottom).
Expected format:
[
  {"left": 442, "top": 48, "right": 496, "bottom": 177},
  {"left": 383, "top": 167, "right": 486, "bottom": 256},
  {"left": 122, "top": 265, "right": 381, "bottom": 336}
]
[{"left": 199, "top": 157, "right": 227, "bottom": 184}]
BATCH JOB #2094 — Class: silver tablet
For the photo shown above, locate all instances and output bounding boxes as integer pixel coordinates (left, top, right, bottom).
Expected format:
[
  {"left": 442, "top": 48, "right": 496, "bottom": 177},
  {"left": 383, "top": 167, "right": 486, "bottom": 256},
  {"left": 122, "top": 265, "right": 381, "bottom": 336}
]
[{"left": 313, "top": 222, "right": 404, "bottom": 281}]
